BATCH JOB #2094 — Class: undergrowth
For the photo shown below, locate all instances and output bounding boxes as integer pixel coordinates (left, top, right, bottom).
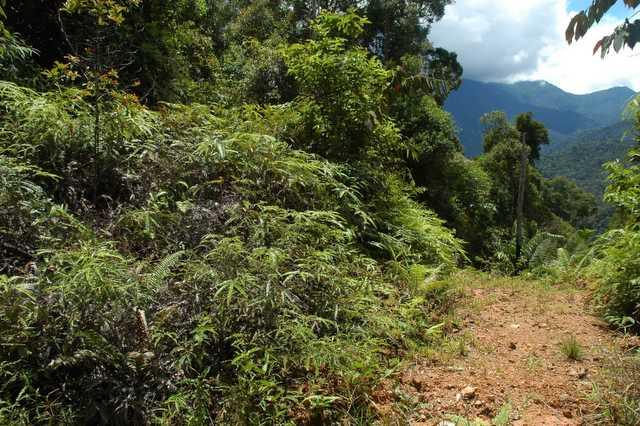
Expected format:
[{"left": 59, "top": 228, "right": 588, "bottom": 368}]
[
  {"left": 0, "top": 81, "right": 463, "bottom": 424},
  {"left": 589, "top": 350, "right": 640, "bottom": 425}
]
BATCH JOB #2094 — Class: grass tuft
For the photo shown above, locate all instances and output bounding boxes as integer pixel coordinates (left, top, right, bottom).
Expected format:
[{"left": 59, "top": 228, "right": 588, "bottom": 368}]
[{"left": 560, "top": 335, "right": 584, "bottom": 361}]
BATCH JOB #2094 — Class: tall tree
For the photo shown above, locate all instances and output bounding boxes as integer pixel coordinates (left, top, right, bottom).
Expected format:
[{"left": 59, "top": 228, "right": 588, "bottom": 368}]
[
  {"left": 6, "top": 0, "right": 461, "bottom": 105},
  {"left": 516, "top": 112, "right": 549, "bottom": 162},
  {"left": 423, "top": 47, "right": 463, "bottom": 104},
  {"left": 482, "top": 111, "right": 549, "bottom": 163},
  {"left": 479, "top": 111, "right": 554, "bottom": 230},
  {"left": 52, "top": 0, "right": 142, "bottom": 206}
]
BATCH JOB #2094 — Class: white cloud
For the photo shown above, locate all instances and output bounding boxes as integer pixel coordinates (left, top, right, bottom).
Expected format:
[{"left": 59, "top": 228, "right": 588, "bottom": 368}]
[
  {"left": 523, "top": 15, "right": 640, "bottom": 93},
  {"left": 430, "top": 0, "right": 640, "bottom": 94}
]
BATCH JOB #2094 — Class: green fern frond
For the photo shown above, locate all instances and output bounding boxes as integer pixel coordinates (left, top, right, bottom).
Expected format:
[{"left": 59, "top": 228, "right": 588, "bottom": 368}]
[{"left": 145, "top": 251, "right": 186, "bottom": 288}]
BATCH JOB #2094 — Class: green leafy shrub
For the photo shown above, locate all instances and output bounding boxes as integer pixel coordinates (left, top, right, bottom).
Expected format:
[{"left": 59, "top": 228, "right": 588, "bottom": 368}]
[
  {"left": 0, "top": 82, "right": 160, "bottom": 209},
  {"left": 0, "top": 85, "right": 463, "bottom": 423},
  {"left": 527, "top": 230, "right": 597, "bottom": 282},
  {"left": 0, "top": 156, "right": 53, "bottom": 273},
  {"left": 0, "top": 241, "right": 153, "bottom": 425},
  {"left": 0, "top": 7, "right": 473, "bottom": 423},
  {"left": 591, "top": 146, "right": 640, "bottom": 330},
  {"left": 592, "top": 227, "right": 640, "bottom": 330},
  {"left": 284, "top": 11, "right": 399, "bottom": 164}
]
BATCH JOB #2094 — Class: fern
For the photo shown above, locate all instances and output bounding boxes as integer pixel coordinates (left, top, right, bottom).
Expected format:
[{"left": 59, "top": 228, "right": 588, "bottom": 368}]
[
  {"left": 524, "top": 231, "right": 564, "bottom": 268},
  {"left": 145, "top": 251, "right": 186, "bottom": 288}
]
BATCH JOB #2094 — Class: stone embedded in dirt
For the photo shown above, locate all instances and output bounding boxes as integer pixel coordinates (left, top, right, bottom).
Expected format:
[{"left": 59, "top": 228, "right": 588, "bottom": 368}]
[
  {"left": 480, "top": 405, "right": 493, "bottom": 417},
  {"left": 569, "top": 367, "right": 588, "bottom": 379},
  {"left": 510, "top": 324, "right": 520, "bottom": 329},
  {"left": 437, "top": 421, "right": 456, "bottom": 426},
  {"left": 410, "top": 376, "right": 428, "bottom": 391},
  {"left": 460, "top": 385, "right": 477, "bottom": 400},
  {"left": 621, "top": 335, "right": 640, "bottom": 351}
]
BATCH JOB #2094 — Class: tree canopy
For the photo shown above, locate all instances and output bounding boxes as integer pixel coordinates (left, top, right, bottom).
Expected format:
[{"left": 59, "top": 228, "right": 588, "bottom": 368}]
[{"left": 516, "top": 112, "right": 550, "bottom": 162}]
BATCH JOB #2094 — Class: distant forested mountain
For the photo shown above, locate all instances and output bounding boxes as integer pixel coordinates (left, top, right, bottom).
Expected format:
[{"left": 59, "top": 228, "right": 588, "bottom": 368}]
[
  {"left": 539, "top": 121, "right": 634, "bottom": 195},
  {"left": 445, "top": 79, "right": 635, "bottom": 157},
  {"left": 538, "top": 121, "right": 635, "bottom": 228},
  {"left": 502, "top": 81, "right": 634, "bottom": 127}
]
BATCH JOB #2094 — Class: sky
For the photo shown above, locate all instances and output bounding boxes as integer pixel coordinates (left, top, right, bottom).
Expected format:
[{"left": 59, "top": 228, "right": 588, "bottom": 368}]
[{"left": 429, "top": 0, "right": 640, "bottom": 94}]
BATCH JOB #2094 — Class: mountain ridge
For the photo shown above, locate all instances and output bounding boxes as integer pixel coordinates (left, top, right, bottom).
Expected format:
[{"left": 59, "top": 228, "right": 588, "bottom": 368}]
[
  {"left": 444, "top": 78, "right": 636, "bottom": 157},
  {"left": 503, "top": 80, "right": 635, "bottom": 126}
]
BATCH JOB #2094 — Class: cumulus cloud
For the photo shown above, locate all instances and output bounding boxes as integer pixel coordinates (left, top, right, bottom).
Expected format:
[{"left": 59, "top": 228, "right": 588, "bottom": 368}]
[
  {"left": 523, "top": 16, "right": 640, "bottom": 93},
  {"left": 429, "top": 0, "right": 567, "bottom": 82},
  {"left": 430, "top": 0, "right": 640, "bottom": 94}
]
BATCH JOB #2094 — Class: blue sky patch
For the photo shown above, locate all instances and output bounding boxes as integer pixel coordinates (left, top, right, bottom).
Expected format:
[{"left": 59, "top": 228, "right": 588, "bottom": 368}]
[{"left": 568, "top": 0, "right": 630, "bottom": 18}]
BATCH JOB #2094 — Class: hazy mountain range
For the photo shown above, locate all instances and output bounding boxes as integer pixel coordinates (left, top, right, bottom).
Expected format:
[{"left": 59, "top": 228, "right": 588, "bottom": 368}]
[{"left": 444, "top": 79, "right": 635, "bottom": 157}]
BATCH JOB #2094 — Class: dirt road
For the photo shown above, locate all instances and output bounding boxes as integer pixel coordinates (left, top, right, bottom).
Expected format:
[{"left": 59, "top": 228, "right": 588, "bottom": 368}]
[{"left": 376, "top": 272, "right": 633, "bottom": 425}]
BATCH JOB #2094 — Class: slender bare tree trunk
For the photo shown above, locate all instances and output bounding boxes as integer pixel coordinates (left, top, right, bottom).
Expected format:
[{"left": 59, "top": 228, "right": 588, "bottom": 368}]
[{"left": 515, "top": 132, "right": 528, "bottom": 271}]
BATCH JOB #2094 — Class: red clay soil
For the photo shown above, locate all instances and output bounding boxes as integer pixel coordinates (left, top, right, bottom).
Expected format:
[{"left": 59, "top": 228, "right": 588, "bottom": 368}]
[{"left": 375, "top": 274, "right": 626, "bottom": 425}]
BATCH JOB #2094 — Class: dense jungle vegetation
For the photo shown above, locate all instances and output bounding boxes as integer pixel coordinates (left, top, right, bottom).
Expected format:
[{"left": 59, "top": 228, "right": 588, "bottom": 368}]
[{"left": 0, "top": 0, "right": 639, "bottom": 424}]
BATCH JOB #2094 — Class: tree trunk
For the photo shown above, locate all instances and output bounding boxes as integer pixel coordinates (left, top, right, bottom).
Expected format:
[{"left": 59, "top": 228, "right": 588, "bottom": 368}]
[{"left": 515, "top": 132, "right": 528, "bottom": 271}]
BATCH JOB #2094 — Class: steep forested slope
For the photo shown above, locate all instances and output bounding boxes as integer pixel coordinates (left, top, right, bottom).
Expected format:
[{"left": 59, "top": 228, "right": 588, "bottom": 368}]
[
  {"left": 539, "top": 121, "right": 635, "bottom": 228},
  {"left": 540, "top": 121, "right": 634, "bottom": 195},
  {"left": 0, "top": 4, "right": 473, "bottom": 423}
]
